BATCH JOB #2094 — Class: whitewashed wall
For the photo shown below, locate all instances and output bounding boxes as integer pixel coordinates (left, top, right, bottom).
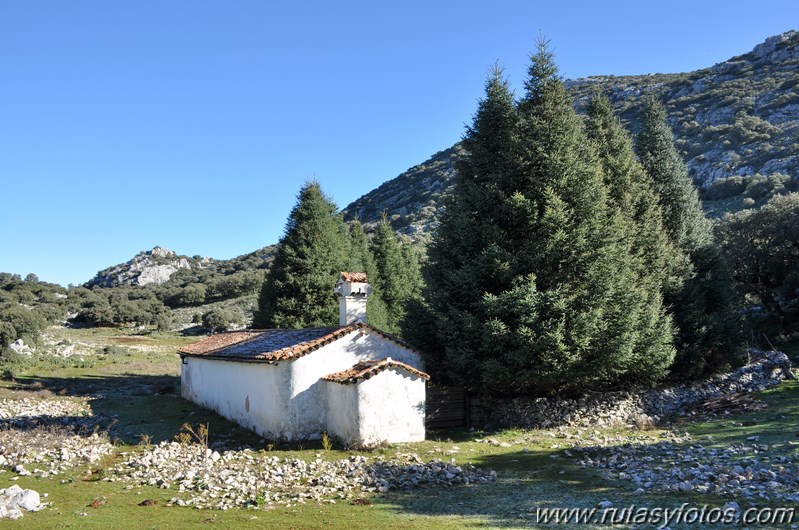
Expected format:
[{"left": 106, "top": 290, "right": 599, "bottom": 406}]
[
  {"left": 180, "top": 357, "right": 290, "bottom": 439},
  {"left": 325, "top": 380, "right": 359, "bottom": 443},
  {"left": 325, "top": 370, "right": 426, "bottom": 446},
  {"left": 180, "top": 328, "right": 424, "bottom": 442},
  {"left": 356, "top": 368, "right": 426, "bottom": 444},
  {"left": 354, "top": 330, "right": 423, "bottom": 370}
]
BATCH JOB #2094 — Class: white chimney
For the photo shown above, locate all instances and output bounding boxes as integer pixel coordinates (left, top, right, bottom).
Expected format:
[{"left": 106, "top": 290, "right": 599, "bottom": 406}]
[{"left": 334, "top": 272, "right": 371, "bottom": 326}]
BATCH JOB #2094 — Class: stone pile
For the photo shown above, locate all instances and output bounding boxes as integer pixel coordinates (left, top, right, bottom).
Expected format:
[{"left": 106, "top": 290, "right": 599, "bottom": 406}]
[
  {"left": 0, "top": 398, "right": 113, "bottom": 478},
  {"left": 0, "top": 485, "right": 45, "bottom": 520},
  {"left": 0, "top": 397, "right": 90, "bottom": 419},
  {"left": 110, "top": 442, "right": 495, "bottom": 510},
  {"left": 572, "top": 431, "right": 799, "bottom": 503},
  {"left": 477, "top": 350, "right": 793, "bottom": 429}
]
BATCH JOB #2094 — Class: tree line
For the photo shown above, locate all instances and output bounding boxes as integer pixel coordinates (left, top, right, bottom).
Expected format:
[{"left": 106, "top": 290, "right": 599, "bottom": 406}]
[
  {"left": 252, "top": 42, "right": 799, "bottom": 396},
  {"left": 3, "top": 40, "right": 798, "bottom": 395}
]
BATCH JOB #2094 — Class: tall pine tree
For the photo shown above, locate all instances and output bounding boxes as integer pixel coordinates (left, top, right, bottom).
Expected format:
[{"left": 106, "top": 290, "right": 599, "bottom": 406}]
[
  {"left": 583, "top": 94, "right": 680, "bottom": 383},
  {"left": 254, "top": 181, "right": 353, "bottom": 329},
  {"left": 420, "top": 64, "right": 521, "bottom": 387},
  {"left": 635, "top": 96, "right": 745, "bottom": 377},
  {"left": 586, "top": 95, "right": 684, "bottom": 299}
]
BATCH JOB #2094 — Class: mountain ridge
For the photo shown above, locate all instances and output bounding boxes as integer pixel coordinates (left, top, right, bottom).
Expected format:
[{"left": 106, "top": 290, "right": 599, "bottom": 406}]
[
  {"left": 90, "top": 30, "right": 799, "bottom": 283},
  {"left": 344, "top": 30, "right": 799, "bottom": 239}
]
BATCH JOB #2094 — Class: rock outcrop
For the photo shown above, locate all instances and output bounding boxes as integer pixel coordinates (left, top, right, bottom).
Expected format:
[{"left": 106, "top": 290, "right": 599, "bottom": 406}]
[
  {"left": 85, "top": 246, "right": 194, "bottom": 287},
  {"left": 0, "top": 485, "right": 45, "bottom": 520}
]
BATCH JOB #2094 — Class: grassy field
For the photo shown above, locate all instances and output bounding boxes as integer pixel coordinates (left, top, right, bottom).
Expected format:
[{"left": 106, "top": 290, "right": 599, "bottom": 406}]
[{"left": 1, "top": 327, "right": 798, "bottom": 529}]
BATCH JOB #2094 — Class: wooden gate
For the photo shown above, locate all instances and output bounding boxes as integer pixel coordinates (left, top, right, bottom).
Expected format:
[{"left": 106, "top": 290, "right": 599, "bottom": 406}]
[{"left": 425, "top": 385, "right": 469, "bottom": 429}]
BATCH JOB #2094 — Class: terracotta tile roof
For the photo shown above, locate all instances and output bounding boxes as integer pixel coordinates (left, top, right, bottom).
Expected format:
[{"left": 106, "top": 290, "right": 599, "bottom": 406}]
[
  {"left": 178, "top": 322, "right": 420, "bottom": 363},
  {"left": 339, "top": 271, "right": 368, "bottom": 283},
  {"left": 323, "top": 358, "right": 429, "bottom": 384}
]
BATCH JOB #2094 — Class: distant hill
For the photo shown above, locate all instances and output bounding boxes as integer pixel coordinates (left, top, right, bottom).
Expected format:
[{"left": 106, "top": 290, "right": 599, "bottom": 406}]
[
  {"left": 345, "top": 30, "right": 799, "bottom": 237},
  {"left": 85, "top": 245, "right": 275, "bottom": 290}
]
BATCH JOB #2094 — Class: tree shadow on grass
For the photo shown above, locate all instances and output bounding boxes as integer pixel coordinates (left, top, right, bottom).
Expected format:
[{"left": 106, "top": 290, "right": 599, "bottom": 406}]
[
  {"left": 7, "top": 373, "right": 270, "bottom": 448},
  {"left": 372, "top": 448, "right": 616, "bottom": 528}
]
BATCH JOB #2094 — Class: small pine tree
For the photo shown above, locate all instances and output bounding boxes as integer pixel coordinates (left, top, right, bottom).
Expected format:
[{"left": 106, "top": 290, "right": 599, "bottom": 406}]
[
  {"left": 370, "top": 216, "right": 423, "bottom": 335},
  {"left": 348, "top": 219, "right": 389, "bottom": 329},
  {"left": 636, "top": 96, "right": 745, "bottom": 377},
  {"left": 254, "top": 181, "right": 352, "bottom": 329}
]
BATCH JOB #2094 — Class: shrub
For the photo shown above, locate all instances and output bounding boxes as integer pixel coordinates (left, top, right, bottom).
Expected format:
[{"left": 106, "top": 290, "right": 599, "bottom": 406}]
[
  {"left": 744, "top": 173, "right": 790, "bottom": 201},
  {"left": 702, "top": 176, "right": 747, "bottom": 200},
  {"left": 0, "top": 347, "right": 33, "bottom": 380},
  {"left": 0, "top": 305, "right": 48, "bottom": 347},
  {"left": 202, "top": 308, "right": 235, "bottom": 332}
]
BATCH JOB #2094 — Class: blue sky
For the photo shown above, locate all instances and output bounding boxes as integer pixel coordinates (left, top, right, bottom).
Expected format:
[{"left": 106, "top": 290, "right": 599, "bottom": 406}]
[{"left": 1, "top": 1, "right": 796, "bottom": 286}]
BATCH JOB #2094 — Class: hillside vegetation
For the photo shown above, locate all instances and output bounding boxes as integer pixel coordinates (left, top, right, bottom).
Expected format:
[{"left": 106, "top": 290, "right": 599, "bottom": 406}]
[{"left": 345, "top": 30, "right": 799, "bottom": 237}]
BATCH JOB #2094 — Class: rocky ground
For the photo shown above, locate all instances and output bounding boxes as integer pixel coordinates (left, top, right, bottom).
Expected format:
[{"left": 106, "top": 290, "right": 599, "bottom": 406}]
[
  {"left": 0, "top": 348, "right": 796, "bottom": 521},
  {"left": 108, "top": 443, "right": 495, "bottom": 510},
  {"left": 0, "top": 396, "right": 495, "bottom": 517},
  {"left": 0, "top": 398, "right": 114, "bottom": 480},
  {"left": 572, "top": 431, "right": 799, "bottom": 503}
]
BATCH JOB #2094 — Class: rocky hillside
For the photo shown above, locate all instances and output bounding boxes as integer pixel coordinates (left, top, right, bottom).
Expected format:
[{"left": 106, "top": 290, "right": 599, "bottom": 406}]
[
  {"left": 85, "top": 245, "right": 275, "bottom": 289},
  {"left": 343, "top": 145, "right": 462, "bottom": 242},
  {"left": 345, "top": 30, "right": 799, "bottom": 237},
  {"left": 86, "top": 247, "right": 199, "bottom": 287},
  {"left": 568, "top": 30, "right": 799, "bottom": 183},
  {"left": 88, "top": 32, "right": 799, "bottom": 283}
]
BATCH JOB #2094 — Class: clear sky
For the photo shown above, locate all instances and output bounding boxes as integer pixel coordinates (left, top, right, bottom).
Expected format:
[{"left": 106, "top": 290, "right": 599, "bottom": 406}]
[{"left": 1, "top": 1, "right": 796, "bottom": 286}]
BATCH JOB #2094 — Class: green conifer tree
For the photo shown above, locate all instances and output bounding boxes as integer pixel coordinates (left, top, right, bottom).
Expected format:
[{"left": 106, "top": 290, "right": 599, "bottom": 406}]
[
  {"left": 254, "top": 181, "right": 353, "bottom": 329},
  {"left": 419, "top": 65, "right": 520, "bottom": 384},
  {"left": 584, "top": 94, "right": 681, "bottom": 384},
  {"left": 586, "top": 95, "right": 682, "bottom": 287},
  {"left": 423, "top": 46, "right": 676, "bottom": 394},
  {"left": 370, "top": 216, "right": 423, "bottom": 335},
  {"left": 635, "top": 96, "right": 745, "bottom": 377},
  {"left": 348, "top": 219, "right": 389, "bottom": 329},
  {"left": 636, "top": 95, "right": 713, "bottom": 251}
]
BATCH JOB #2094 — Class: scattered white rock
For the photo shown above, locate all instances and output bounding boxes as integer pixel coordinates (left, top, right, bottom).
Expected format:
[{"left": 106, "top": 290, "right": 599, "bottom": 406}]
[
  {"left": 574, "top": 430, "right": 799, "bottom": 503},
  {"left": 0, "top": 398, "right": 113, "bottom": 477},
  {"left": 0, "top": 485, "right": 45, "bottom": 519},
  {"left": 110, "top": 442, "right": 495, "bottom": 510},
  {"left": 9, "top": 339, "right": 33, "bottom": 356}
]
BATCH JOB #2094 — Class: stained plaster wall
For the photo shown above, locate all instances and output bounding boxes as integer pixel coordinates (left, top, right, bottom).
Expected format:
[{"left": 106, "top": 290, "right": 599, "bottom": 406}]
[
  {"left": 180, "top": 357, "right": 289, "bottom": 439},
  {"left": 356, "top": 368, "right": 426, "bottom": 444}
]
